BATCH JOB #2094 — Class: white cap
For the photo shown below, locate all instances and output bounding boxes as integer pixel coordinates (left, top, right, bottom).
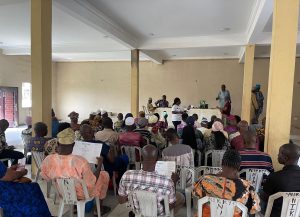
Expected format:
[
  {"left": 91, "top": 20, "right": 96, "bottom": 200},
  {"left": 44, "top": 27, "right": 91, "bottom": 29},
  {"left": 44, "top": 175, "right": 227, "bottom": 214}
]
[
  {"left": 125, "top": 117, "right": 135, "bottom": 126},
  {"left": 148, "top": 115, "right": 158, "bottom": 124}
]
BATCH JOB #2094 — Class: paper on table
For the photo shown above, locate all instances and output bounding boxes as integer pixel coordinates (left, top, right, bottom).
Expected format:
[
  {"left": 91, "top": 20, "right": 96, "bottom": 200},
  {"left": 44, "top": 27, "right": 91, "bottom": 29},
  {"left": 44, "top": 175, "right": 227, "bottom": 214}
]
[
  {"left": 155, "top": 161, "right": 176, "bottom": 178},
  {"left": 72, "top": 141, "right": 102, "bottom": 164}
]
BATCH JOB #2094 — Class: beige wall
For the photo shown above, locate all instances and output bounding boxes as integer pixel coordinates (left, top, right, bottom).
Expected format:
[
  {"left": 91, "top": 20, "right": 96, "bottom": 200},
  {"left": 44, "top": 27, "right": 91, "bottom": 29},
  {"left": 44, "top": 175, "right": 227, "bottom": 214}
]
[
  {"left": 0, "top": 52, "right": 56, "bottom": 125},
  {"left": 0, "top": 52, "right": 299, "bottom": 130}
]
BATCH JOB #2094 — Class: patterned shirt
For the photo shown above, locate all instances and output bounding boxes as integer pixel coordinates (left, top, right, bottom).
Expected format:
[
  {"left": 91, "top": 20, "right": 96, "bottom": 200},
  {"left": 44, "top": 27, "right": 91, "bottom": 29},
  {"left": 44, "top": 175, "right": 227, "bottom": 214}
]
[
  {"left": 239, "top": 148, "right": 274, "bottom": 173},
  {"left": 193, "top": 175, "right": 260, "bottom": 216},
  {"left": 118, "top": 170, "right": 176, "bottom": 216},
  {"left": 41, "top": 154, "right": 109, "bottom": 200},
  {"left": 114, "top": 120, "right": 124, "bottom": 132}
]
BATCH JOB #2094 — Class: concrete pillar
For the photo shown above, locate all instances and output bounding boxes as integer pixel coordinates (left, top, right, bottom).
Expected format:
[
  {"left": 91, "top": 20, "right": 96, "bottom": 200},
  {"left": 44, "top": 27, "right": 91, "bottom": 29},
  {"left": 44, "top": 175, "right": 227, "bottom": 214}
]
[
  {"left": 131, "top": 49, "right": 139, "bottom": 117},
  {"left": 31, "top": 0, "right": 52, "bottom": 135},
  {"left": 241, "top": 45, "right": 255, "bottom": 123},
  {"left": 265, "top": 0, "right": 299, "bottom": 170}
]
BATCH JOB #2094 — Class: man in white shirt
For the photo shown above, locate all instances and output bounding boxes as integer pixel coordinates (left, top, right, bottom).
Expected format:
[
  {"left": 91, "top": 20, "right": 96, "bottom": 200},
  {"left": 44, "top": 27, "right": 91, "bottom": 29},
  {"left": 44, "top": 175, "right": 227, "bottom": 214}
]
[{"left": 216, "top": 84, "right": 231, "bottom": 109}]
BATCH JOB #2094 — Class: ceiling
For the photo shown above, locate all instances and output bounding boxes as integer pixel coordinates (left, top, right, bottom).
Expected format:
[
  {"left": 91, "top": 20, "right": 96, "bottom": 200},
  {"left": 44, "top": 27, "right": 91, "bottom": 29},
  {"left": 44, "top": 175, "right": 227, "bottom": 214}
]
[{"left": 0, "top": 0, "right": 298, "bottom": 63}]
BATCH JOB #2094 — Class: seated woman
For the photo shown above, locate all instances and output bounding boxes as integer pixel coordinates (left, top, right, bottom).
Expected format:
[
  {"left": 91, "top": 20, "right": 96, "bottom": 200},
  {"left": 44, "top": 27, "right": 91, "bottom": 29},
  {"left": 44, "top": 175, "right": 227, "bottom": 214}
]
[
  {"left": 0, "top": 161, "right": 51, "bottom": 217},
  {"left": 29, "top": 122, "right": 49, "bottom": 152},
  {"left": 193, "top": 149, "right": 260, "bottom": 217}
]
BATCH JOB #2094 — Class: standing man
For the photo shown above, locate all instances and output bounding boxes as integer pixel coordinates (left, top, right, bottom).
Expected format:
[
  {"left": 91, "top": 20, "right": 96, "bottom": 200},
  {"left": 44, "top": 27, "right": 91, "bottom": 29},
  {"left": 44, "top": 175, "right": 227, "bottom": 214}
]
[
  {"left": 254, "top": 84, "right": 264, "bottom": 120},
  {"left": 155, "top": 95, "right": 169, "bottom": 108},
  {"left": 216, "top": 84, "right": 231, "bottom": 109}
]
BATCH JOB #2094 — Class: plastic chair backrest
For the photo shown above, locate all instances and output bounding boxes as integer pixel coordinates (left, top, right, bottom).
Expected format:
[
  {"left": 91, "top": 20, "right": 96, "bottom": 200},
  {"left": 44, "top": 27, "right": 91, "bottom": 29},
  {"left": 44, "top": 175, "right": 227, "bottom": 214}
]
[
  {"left": 239, "top": 168, "right": 270, "bottom": 192},
  {"left": 177, "top": 165, "right": 194, "bottom": 190},
  {"left": 195, "top": 166, "right": 222, "bottom": 181},
  {"left": 55, "top": 178, "right": 91, "bottom": 205},
  {"left": 205, "top": 150, "right": 225, "bottom": 167},
  {"left": 32, "top": 151, "right": 45, "bottom": 169},
  {"left": 265, "top": 192, "right": 300, "bottom": 217},
  {"left": 198, "top": 196, "right": 248, "bottom": 217},
  {"left": 121, "top": 146, "right": 142, "bottom": 164},
  {"left": 128, "top": 190, "right": 171, "bottom": 217}
]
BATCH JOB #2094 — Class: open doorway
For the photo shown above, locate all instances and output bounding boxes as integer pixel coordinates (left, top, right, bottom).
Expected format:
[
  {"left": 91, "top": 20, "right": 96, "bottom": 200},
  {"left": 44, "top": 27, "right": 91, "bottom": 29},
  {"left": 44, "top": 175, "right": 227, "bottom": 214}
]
[{"left": 0, "top": 87, "right": 18, "bottom": 127}]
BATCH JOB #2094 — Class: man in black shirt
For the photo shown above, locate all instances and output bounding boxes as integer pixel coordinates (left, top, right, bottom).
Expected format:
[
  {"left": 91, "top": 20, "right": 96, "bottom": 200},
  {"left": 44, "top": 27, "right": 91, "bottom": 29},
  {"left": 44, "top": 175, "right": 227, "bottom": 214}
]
[{"left": 261, "top": 143, "right": 300, "bottom": 217}]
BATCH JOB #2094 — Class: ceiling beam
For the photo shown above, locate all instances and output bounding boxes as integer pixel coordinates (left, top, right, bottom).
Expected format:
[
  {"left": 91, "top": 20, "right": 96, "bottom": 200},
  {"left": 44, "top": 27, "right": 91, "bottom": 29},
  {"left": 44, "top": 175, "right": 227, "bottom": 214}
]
[
  {"left": 238, "top": 0, "right": 273, "bottom": 63},
  {"left": 53, "top": 0, "right": 162, "bottom": 64},
  {"left": 139, "top": 34, "right": 246, "bottom": 50}
]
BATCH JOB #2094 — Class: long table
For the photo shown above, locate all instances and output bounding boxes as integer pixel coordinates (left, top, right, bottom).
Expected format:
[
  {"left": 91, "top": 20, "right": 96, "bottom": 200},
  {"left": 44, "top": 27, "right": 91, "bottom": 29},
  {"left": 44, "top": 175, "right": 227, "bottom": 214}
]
[{"left": 155, "top": 107, "right": 221, "bottom": 126}]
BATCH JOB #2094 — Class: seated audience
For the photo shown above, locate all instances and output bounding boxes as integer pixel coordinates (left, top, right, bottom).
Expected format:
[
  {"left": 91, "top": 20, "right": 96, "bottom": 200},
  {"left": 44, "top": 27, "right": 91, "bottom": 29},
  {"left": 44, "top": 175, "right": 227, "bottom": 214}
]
[
  {"left": 114, "top": 113, "right": 124, "bottom": 132},
  {"left": 120, "top": 113, "right": 134, "bottom": 131},
  {"left": 134, "top": 111, "right": 146, "bottom": 125},
  {"left": 193, "top": 149, "right": 260, "bottom": 217},
  {"left": 41, "top": 128, "right": 110, "bottom": 215},
  {"left": 28, "top": 122, "right": 49, "bottom": 152},
  {"left": 261, "top": 143, "right": 300, "bottom": 217},
  {"left": 0, "top": 161, "right": 51, "bottom": 217},
  {"left": 197, "top": 117, "right": 209, "bottom": 135},
  {"left": 149, "top": 113, "right": 168, "bottom": 133},
  {"left": 68, "top": 111, "right": 80, "bottom": 131},
  {"left": 51, "top": 109, "right": 59, "bottom": 138},
  {"left": 147, "top": 97, "right": 156, "bottom": 113},
  {"left": 163, "top": 128, "right": 194, "bottom": 168},
  {"left": 148, "top": 115, "right": 166, "bottom": 149},
  {"left": 21, "top": 116, "right": 32, "bottom": 159},
  {"left": 177, "top": 112, "right": 189, "bottom": 138},
  {"left": 229, "top": 120, "right": 249, "bottom": 151},
  {"left": 192, "top": 114, "right": 201, "bottom": 128},
  {"left": 255, "top": 117, "right": 266, "bottom": 152},
  {"left": 239, "top": 130, "right": 274, "bottom": 173},
  {"left": 182, "top": 116, "right": 203, "bottom": 151},
  {"left": 133, "top": 117, "right": 152, "bottom": 142},
  {"left": 155, "top": 95, "right": 169, "bottom": 108},
  {"left": 207, "top": 115, "right": 217, "bottom": 129},
  {"left": 119, "top": 117, "right": 145, "bottom": 147},
  {"left": 0, "top": 119, "right": 24, "bottom": 165},
  {"left": 118, "top": 145, "right": 184, "bottom": 215},
  {"left": 101, "top": 110, "right": 109, "bottom": 119},
  {"left": 95, "top": 117, "right": 119, "bottom": 145},
  {"left": 224, "top": 115, "right": 238, "bottom": 134},
  {"left": 204, "top": 121, "right": 229, "bottom": 152}
]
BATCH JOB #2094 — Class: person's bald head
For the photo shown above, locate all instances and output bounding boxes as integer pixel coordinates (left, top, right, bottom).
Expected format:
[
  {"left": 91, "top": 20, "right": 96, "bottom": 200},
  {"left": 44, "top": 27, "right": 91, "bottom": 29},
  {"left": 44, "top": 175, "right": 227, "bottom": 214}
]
[
  {"left": 243, "top": 130, "right": 256, "bottom": 148},
  {"left": 238, "top": 120, "right": 249, "bottom": 134},
  {"left": 142, "top": 144, "right": 158, "bottom": 162},
  {"left": 80, "top": 124, "right": 94, "bottom": 141},
  {"left": 278, "top": 143, "right": 300, "bottom": 165}
]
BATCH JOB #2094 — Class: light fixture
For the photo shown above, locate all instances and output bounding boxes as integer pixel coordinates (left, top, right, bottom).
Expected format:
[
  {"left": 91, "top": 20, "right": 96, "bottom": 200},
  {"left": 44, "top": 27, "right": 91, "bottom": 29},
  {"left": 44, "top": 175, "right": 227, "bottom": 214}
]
[{"left": 219, "top": 27, "right": 231, "bottom": 32}]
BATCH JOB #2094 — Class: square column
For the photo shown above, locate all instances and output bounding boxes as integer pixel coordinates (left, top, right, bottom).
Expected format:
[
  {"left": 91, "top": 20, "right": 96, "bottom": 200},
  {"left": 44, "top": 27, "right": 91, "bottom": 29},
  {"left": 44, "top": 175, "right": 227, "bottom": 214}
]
[
  {"left": 31, "top": 0, "right": 52, "bottom": 135},
  {"left": 131, "top": 49, "right": 139, "bottom": 117},
  {"left": 265, "top": 0, "right": 299, "bottom": 170},
  {"left": 241, "top": 45, "right": 255, "bottom": 123}
]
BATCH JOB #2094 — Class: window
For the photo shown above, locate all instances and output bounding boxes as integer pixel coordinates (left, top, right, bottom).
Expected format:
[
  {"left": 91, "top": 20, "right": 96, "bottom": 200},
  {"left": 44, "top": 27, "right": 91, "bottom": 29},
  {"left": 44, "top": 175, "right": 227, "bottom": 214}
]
[{"left": 22, "top": 82, "right": 32, "bottom": 108}]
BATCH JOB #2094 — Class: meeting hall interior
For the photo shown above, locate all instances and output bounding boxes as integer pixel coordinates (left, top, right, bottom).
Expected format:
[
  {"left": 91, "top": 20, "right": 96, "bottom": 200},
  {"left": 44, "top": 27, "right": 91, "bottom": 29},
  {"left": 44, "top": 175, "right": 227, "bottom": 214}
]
[{"left": 0, "top": 0, "right": 300, "bottom": 217}]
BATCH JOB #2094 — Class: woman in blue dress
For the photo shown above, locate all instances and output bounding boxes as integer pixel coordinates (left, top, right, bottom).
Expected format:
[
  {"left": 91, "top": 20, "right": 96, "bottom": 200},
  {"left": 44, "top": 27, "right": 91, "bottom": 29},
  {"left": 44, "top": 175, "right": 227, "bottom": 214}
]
[{"left": 0, "top": 161, "right": 51, "bottom": 217}]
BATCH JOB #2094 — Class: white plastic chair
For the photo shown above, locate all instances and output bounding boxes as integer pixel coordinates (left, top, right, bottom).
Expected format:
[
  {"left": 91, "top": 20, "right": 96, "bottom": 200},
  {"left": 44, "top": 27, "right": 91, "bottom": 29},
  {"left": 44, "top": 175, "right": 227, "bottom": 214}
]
[
  {"left": 186, "top": 166, "right": 222, "bottom": 217},
  {"left": 128, "top": 190, "right": 174, "bottom": 217},
  {"left": 55, "top": 178, "right": 101, "bottom": 217},
  {"left": 121, "top": 146, "right": 142, "bottom": 169},
  {"left": 265, "top": 192, "right": 300, "bottom": 217},
  {"left": 239, "top": 168, "right": 270, "bottom": 192},
  {"left": 197, "top": 196, "right": 248, "bottom": 217},
  {"left": 204, "top": 150, "right": 225, "bottom": 167},
  {"left": 32, "top": 151, "right": 52, "bottom": 198}
]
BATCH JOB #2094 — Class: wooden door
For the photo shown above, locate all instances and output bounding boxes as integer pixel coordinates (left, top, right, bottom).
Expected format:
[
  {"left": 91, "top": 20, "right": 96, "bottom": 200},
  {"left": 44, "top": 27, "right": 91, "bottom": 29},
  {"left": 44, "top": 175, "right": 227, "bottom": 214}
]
[{"left": 0, "top": 87, "right": 18, "bottom": 127}]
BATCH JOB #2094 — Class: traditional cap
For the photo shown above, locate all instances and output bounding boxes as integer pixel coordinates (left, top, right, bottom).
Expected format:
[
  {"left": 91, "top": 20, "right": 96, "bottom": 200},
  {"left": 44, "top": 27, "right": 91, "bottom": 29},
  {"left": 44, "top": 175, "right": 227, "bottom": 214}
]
[
  {"left": 68, "top": 111, "right": 79, "bottom": 119},
  {"left": 125, "top": 117, "right": 135, "bottom": 126},
  {"left": 148, "top": 115, "right": 158, "bottom": 124},
  {"left": 186, "top": 116, "right": 195, "bottom": 126},
  {"left": 57, "top": 128, "right": 75, "bottom": 145},
  {"left": 137, "top": 118, "right": 148, "bottom": 128},
  {"left": 212, "top": 121, "right": 224, "bottom": 132},
  {"left": 255, "top": 84, "right": 261, "bottom": 88}
]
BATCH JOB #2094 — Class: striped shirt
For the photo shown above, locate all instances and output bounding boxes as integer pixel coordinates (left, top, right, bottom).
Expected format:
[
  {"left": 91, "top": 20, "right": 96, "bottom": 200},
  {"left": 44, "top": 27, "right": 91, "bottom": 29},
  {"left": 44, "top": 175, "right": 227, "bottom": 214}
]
[
  {"left": 239, "top": 148, "right": 274, "bottom": 173},
  {"left": 118, "top": 170, "right": 176, "bottom": 216}
]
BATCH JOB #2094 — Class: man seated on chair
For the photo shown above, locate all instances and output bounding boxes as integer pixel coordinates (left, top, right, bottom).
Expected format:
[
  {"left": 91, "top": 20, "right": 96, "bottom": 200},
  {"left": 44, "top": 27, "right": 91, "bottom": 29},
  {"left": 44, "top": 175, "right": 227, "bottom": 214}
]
[
  {"left": 193, "top": 149, "right": 260, "bottom": 217},
  {"left": 239, "top": 130, "right": 274, "bottom": 173},
  {"left": 95, "top": 117, "right": 119, "bottom": 146},
  {"left": 133, "top": 118, "right": 152, "bottom": 143},
  {"left": 40, "top": 128, "right": 111, "bottom": 215},
  {"left": 260, "top": 142, "right": 300, "bottom": 217},
  {"left": 119, "top": 117, "right": 146, "bottom": 147},
  {"left": 118, "top": 144, "right": 185, "bottom": 216}
]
